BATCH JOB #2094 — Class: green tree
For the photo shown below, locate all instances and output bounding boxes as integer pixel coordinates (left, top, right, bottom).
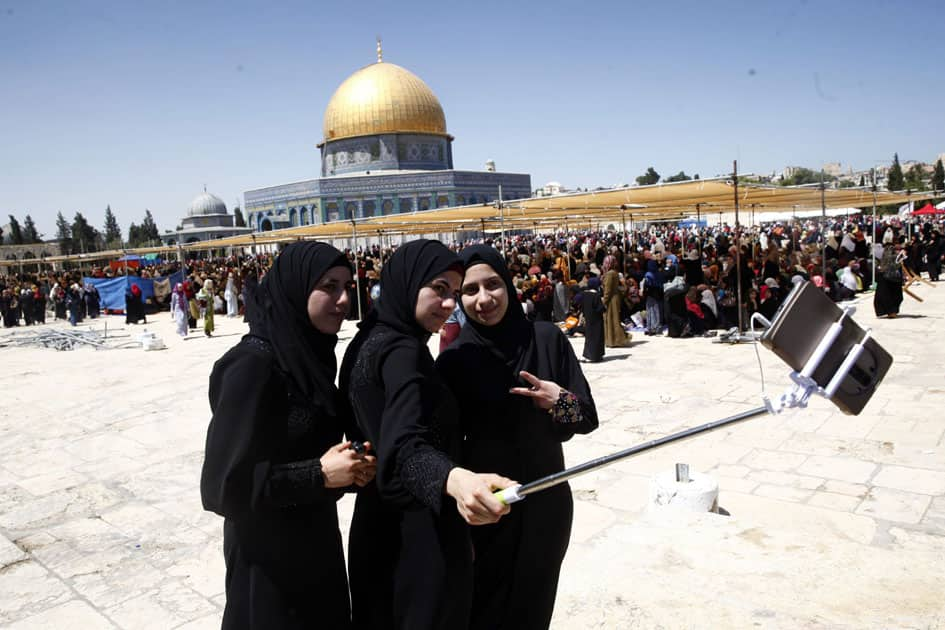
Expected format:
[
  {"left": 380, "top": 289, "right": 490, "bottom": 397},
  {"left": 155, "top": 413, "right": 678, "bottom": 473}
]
[
  {"left": 7, "top": 215, "right": 23, "bottom": 245},
  {"left": 904, "top": 163, "right": 926, "bottom": 191},
  {"left": 71, "top": 212, "right": 101, "bottom": 254},
  {"left": 103, "top": 205, "right": 122, "bottom": 247},
  {"left": 140, "top": 209, "right": 160, "bottom": 245},
  {"left": 779, "top": 168, "right": 824, "bottom": 186},
  {"left": 127, "top": 222, "right": 141, "bottom": 247},
  {"left": 932, "top": 159, "right": 944, "bottom": 192},
  {"left": 233, "top": 206, "right": 246, "bottom": 227},
  {"left": 664, "top": 171, "right": 692, "bottom": 183},
  {"left": 635, "top": 167, "right": 660, "bottom": 186},
  {"left": 55, "top": 212, "right": 73, "bottom": 252},
  {"left": 22, "top": 215, "right": 40, "bottom": 243},
  {"left": 887, "top": 153, "right": 904, "bottom": 191}
]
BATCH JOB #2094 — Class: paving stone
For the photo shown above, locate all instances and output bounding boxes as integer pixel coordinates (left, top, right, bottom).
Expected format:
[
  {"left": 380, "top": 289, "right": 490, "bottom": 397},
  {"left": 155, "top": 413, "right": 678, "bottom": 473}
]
[
  {"left": 815, "top": 414, "right": 882, "bottom": 439},
  {"left": 16, "top": 470, "right": 89, "bottom": 496},
  {"left": 923, "top": 496, "right": 945, "bottom": 529},
  {"left": 747, "top": 470, "right": 824, "bottom": 490},
  {"left": 796, "top": 455, "right": 878, "bottom": 484},
  {"left": 0, "top": 532, "right": 27, "bottom": 568},
  {"left": 753, "top": 484, "right": 814, "bottom": 503},
  {"left": 806, "top": 491, "right": 863, "bottom": 512},
  {"left": 717, "top": 476, "right": 759, "bottom": 496},
  {"left": 5, "top": 599, "right": 115, "bottom": 630},
  {"left": 104, "top": 581, "right": 216, "bottom": 630},
  {"left": 721, "top": 491, "right": 876, "bottom": 545},
  {"left": 856, "top": 487, "right": 932, "bottom": 525},
  {"left": 570, "top": 499, "right": 618, "bottom": 544},
  {"left": 176, "top": 614, "right": 222, "bottom": 630},
  {"left": 592, "top": 474, "right": 651, "bottom": 513},
  {"left": 71, "top": 556, "right": 167, "bottom": 610},
  {"left": 821, "top": 480, "right": 869, "bottom": 498},
  {"left": 872, "top": 465, "right": 945, "bottom": 495},
  {"left": 740, "top": 448, "right": 808, "bottom": 472},
  {"left": 713, "top": 464, "right": 752, "bottom": 478},
  {"left": 887, "top": 527, "right": 945, "bottom": 554},
  {"left": 0, "top": 564, "right": 74, "bottom": 628}
]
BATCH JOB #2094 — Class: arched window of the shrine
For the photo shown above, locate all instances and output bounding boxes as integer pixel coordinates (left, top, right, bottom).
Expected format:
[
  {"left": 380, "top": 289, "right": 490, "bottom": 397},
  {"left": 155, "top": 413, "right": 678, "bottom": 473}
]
[{"left": 261, "top": 218, "right": 273, "bottom": 231}]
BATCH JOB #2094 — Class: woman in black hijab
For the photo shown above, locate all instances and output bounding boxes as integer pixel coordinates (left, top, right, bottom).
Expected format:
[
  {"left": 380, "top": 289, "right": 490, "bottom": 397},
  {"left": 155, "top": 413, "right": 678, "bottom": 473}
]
[
  {"left": 339, "top": 238, "right": 514, "bottom": 630},
  {"left": 581, "top": 276, "right": 605, "bottom": 362},
  {"left": 436, "top": 244, "right": 599, "bottom": 630},
  {"left": 201, "top": 241, "right": 376, "bottom": 629}
]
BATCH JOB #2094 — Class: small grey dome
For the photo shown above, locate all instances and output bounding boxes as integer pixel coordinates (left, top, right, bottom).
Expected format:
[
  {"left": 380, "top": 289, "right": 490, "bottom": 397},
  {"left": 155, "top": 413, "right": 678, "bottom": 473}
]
[{"left": 188, "top": 192, "right": 227, "bottom": 217}]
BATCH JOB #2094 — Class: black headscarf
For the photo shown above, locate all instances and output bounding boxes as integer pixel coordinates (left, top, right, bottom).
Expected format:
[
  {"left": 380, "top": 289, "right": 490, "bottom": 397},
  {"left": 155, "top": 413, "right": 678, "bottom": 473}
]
[
  {"left": 455, "top": 245, "right": 535, "bottom": 374},
  {"left": 246, "top": 241, "right": 350, "bottom": 413},
  {"left": 371, "top": 239, "right": 462, "bottom": 338}
]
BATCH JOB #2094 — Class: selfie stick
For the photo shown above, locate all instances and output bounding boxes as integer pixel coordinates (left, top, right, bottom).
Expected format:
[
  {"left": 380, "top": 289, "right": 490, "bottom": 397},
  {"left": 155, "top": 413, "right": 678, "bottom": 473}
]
[
  {"left": 496, "top": 299, "right": 879, "bottom": 506},
  {"left": 495, "top": 405, "right": 768, "bottom": 505}
]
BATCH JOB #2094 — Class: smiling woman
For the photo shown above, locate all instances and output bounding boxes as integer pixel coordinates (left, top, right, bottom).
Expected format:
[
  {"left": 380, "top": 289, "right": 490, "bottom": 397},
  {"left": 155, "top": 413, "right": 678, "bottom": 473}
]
[
  {"left": 200, "top": 241, "right": 377, "bottom": 629},
  {"left": 437, "top": 244, "right": 599, "bottom": 630},
  {"left": 339, "top": 238, "right": 516, "bottom": 629}
]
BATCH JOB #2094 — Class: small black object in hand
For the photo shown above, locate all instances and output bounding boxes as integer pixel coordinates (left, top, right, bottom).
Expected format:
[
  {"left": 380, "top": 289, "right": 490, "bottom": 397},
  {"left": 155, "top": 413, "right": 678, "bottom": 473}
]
[{"left": 350, "top": 441, "right": 366, "bottom": 455}]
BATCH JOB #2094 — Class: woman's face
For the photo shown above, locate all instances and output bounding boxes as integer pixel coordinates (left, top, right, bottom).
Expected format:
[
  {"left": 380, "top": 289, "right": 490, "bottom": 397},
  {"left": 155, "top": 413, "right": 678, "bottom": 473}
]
[
  {"left": 414, "top": 270, "right": 461, "bottom": 333},
  {"left": 461, "top": 264, "right": 509, "bottom": 327},
  {"left": 307, "top": 266, "right": 352, "bottom": 334}
]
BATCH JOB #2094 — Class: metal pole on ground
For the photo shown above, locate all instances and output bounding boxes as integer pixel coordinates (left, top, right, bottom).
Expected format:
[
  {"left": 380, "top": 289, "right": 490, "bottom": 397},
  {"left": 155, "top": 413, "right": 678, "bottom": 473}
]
[
  {"left": 734, "top": 160, "right": 744, "bottom": 333},
  {"left": 351, "top": 221, "right": 362, "bottom": 320},
  {"left": 497, "top": 185, "right": 506, "bottom": 263},
  {"left": 821, "top": 170, "right": 827, "bottom": 282}
]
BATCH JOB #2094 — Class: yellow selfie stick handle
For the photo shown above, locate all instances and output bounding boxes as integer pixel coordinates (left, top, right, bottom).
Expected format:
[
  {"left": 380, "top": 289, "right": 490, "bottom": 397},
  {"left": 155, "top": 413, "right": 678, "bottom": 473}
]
[{"left": 494, "top": 484, "right": 524, "bottom": 505}]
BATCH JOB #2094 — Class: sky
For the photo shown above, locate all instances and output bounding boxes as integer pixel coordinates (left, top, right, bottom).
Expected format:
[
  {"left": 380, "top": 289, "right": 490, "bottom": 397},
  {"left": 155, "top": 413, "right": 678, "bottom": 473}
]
[{"left": 2, "top": 0, "right": 943, "bottom": 239}]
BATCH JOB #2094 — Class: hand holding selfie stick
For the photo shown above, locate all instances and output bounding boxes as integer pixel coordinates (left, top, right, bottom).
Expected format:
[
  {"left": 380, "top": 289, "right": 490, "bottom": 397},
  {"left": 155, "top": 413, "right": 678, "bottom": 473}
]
[{"left": 495, "top": 281, "right": 891, "bottom": 506}]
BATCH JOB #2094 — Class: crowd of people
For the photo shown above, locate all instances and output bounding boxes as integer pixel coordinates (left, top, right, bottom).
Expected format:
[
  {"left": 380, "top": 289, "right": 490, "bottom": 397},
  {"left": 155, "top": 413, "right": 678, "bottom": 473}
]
[{"left": 3, "top": 214, "right": 941, "bottom": 341}]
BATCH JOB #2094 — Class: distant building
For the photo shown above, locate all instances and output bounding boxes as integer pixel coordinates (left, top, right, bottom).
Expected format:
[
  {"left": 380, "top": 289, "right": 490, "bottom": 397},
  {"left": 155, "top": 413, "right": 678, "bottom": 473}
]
[
  {"left": 822, "top": 162, "right": 843, "bottom": 177},
  {"left": 244, "top": 47, "right": 531, "bottom": 232},
  {"left": 161, "top": 191, "right": 253, "bottom": 245},
  {"left": 536, "top": 181, "right": 568, "bottom": 197}
]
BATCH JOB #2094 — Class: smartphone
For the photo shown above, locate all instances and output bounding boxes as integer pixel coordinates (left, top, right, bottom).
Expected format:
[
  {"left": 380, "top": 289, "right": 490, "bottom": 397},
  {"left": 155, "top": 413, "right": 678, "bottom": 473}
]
[{"left": 760, "top": 281, "right": 892, "bottom": 415}]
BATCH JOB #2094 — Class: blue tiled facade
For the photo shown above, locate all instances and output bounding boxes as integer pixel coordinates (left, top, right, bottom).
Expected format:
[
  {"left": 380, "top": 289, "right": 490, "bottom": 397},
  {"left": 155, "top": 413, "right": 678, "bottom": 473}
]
[
  {"left": 321, "top": 133, "right": 453, "bottom": 177},
  {"left": 245, "top": 169, "right": 532, "bottom": 232}
]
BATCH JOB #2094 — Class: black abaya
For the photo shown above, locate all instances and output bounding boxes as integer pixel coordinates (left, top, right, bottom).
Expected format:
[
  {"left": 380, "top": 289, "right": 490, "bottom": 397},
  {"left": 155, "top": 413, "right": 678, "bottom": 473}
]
[
  {"left": 201, "top": 242, "right": 354, "bottom": 629},
  {"left": 204, "top": 343, "right": 351, "bottom": 629},
  {"left": 339, "top": 239, "right": 471, "bottom": 630},
  {"left": 580, "top": 287, "right": 605, "bottom": 362},
  {"left": 436, "top": 245, "right": 598, "bottom": 630}
]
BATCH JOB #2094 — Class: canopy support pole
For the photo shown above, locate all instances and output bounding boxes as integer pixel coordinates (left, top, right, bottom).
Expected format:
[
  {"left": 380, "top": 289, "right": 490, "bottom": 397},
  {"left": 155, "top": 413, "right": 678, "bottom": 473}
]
[
  {"left": 733, "top": 160, "right": 744, "bottom": 333},
  {"left": 498, "top": 185, "right": 506, "bottom": 263},
  {"left": 871, "top": 173, "right": 878, "bottom": 290},
  {"left": 696, "top": 203, "right": 702, "bottom": 258},
  {"left": 821, "top": 170, "right": 827, "bottom": 282},
  {"left": 351, "top": 221, "right": 362, "bottom": 321},
  {"left": 621, "top": 207, "right": 629, "bottom": 277}
]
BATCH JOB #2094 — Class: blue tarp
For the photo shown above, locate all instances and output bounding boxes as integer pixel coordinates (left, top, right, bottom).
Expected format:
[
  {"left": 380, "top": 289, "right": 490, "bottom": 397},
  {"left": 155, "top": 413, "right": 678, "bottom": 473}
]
[{"left": 83, "top": 271, "right": 184, "bottom": 312}]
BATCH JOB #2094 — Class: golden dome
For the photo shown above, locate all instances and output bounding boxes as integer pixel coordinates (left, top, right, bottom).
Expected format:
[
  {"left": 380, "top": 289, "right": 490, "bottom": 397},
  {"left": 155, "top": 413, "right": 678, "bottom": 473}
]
[{"left": 322, "top": 61, "right": 448, "bottom": 143}]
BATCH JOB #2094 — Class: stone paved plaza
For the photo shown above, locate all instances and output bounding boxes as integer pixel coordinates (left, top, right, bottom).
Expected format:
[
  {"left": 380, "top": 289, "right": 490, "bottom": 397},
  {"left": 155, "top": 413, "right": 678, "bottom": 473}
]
[{"left": 1, "top": 284, "right": 943, "bottom": 629}]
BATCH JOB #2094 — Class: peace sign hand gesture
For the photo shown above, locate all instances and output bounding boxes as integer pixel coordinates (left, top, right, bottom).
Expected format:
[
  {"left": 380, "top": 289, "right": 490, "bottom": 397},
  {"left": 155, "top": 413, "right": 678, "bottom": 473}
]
[{"left": 509, "top": 370, "right": 562, "bottom": 410}]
